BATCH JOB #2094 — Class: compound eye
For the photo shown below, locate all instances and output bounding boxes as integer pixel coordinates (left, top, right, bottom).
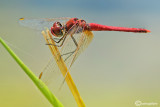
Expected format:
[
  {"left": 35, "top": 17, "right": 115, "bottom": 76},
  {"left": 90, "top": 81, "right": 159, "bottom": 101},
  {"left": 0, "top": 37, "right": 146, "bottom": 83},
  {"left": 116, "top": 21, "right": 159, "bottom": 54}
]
[
  {"left": 56, "top": 22, "right": 62, "bottom": 27},
  {"left": 51, "top": 22, "right": 63, "bottom": 37}
]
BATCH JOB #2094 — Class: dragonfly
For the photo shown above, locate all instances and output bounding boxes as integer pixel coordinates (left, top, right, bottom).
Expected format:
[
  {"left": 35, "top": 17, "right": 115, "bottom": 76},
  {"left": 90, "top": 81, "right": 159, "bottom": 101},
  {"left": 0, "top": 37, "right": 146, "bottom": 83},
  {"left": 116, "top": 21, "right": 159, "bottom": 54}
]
[{"left": 19, "top": 17, "right": 150, "bottom": 83}]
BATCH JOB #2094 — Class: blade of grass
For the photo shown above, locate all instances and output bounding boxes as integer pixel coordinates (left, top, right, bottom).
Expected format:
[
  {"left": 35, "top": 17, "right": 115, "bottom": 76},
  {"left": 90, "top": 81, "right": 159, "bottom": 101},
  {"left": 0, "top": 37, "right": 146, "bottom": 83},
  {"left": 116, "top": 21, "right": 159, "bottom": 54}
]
[
  {"left": 0, "top": 37, "right": 63, "bottom": 107},
  {"left": 42, "top": 29, "right": 85, "bottom": 107}
]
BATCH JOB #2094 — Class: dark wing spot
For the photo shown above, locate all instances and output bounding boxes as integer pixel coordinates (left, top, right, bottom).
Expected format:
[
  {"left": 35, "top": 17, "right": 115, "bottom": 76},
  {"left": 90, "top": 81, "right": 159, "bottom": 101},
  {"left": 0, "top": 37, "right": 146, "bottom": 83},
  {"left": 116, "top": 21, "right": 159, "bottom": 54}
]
[{"left": 19, "top": 18, "right": 24, "bottom": 20}]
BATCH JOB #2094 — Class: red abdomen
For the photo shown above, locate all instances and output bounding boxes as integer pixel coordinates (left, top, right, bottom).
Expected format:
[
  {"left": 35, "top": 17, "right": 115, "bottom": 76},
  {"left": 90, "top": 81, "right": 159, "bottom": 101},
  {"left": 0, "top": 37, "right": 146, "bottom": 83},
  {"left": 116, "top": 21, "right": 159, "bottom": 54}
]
[{"left": 87, "top": 23, "right": 150, "bottom": 33}]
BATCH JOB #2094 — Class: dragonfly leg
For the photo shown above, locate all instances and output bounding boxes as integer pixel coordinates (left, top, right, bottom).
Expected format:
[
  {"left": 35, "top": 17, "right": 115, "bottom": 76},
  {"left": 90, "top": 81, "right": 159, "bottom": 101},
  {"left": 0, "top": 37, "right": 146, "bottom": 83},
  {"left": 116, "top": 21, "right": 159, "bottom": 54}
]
[
  {"left": 59, "top": 35, "right": 79, "bottom": 62},
  {"left": 51, "top": 36, "right": 64, "bottom": 43},
  {"left": 46, "top": 33, "right": 68, "bottom": 47},
  {"left": 54, "top": 23, "right": 80, "bottom": 47},
  {"left": 56, "top": 35, "right": 79, "bottom": 62},
  {"left": 63, "top": 49, "right": 76, "bottom": 62},
  {"left": 56, "top": 49, "right": 76, "bottom": 62},
  {"left": 71, "top": 34, "right": 78, "bottom": 47},
  {"left": 49, "top": 38, "right": 61, "bottom": 43},
  {"left": 46, "top": 23, "right": 80, "bottom": 47}
]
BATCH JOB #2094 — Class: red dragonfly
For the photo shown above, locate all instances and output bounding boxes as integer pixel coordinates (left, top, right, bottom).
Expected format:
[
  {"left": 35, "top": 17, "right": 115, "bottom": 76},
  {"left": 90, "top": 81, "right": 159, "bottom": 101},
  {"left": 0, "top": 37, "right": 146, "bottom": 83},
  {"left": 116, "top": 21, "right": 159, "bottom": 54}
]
[{"left": 19, "top": 17, "right": 150, "bottom": 82}]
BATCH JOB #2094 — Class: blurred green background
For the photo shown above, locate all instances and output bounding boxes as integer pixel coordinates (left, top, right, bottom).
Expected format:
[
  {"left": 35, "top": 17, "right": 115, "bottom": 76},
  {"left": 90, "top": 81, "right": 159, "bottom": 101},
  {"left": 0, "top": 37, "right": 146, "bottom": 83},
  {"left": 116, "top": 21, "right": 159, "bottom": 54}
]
[{"left": 0, "top": 0, "right": 160, "bottom": 107}]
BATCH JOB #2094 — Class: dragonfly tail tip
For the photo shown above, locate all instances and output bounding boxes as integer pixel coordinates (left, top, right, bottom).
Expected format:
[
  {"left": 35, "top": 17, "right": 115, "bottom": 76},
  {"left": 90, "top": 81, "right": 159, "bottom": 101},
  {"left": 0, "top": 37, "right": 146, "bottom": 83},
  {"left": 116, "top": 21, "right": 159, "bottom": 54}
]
[{"left": 146, "top": 30, "right": 151, "bottom": 33}]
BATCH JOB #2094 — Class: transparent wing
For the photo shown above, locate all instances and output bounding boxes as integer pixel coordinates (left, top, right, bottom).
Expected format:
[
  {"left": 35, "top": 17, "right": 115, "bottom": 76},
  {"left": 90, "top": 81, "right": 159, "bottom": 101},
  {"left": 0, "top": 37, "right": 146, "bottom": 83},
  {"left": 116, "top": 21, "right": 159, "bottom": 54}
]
[
  {"left": 57, "top": 26, "right": 94, "bottom": 69},
  {"left": 41, "top": 28, "right": 94, "bottom": 83},
  {"left": 18, "top": 17, "right": 70, "bottom": 31},
  {"left": 40, "top": 57, "right": 63, "bottom": 89},
  {"left": 69, "top": 30, "right": 94, "bottom": 68}
]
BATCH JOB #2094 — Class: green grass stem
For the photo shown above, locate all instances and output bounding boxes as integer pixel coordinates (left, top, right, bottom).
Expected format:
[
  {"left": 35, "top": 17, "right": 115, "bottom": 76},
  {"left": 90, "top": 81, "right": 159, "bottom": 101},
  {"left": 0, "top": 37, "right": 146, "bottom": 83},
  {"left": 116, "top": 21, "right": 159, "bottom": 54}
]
[{"left": 0, "top": 37, "right": 63, "bottom": 107}]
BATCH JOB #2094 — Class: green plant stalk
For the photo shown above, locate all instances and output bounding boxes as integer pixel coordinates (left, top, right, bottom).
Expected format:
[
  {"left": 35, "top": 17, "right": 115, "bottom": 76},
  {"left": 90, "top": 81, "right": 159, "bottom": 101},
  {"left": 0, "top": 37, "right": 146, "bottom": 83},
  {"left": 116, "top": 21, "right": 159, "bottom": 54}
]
[{"left": 0, "top": 37, "right": 63, "bottom": 107}]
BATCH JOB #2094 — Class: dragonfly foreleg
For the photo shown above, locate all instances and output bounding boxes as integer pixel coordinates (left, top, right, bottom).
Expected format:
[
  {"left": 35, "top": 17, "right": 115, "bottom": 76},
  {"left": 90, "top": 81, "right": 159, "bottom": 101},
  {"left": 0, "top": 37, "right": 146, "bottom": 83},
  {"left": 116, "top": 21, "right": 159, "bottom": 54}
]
[
  {"left": 62, "top": 35, "right": 79, "bottom": 61},
  {"left": 45, "top": 34, "right": 67, "bottom": 47},
  {"left": 51, "top": 36, "right": 64, "bottom": 43}
]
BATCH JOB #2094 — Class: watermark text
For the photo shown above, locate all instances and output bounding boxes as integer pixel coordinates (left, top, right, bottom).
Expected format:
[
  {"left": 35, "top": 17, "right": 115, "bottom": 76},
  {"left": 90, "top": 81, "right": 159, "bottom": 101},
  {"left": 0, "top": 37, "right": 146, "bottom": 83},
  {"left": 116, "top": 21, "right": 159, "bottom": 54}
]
[{"left": 135, "top": 100, "right": 158, "bottom": 106}]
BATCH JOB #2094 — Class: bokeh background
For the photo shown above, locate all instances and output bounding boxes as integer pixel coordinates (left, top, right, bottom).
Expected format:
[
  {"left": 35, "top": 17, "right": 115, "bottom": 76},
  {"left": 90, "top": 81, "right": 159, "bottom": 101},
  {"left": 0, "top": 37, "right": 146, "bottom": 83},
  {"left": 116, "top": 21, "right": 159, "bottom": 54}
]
[{"left": 0, "top": 0, "right": 160, "bottom": 107}]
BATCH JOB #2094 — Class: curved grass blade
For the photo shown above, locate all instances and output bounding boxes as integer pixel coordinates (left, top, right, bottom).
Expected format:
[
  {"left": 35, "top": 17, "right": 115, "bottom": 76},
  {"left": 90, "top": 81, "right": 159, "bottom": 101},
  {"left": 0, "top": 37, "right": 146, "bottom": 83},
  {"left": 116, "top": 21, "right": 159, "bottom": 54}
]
[{"left": 0, "top": 37, "right": 63, "bottom": 107}]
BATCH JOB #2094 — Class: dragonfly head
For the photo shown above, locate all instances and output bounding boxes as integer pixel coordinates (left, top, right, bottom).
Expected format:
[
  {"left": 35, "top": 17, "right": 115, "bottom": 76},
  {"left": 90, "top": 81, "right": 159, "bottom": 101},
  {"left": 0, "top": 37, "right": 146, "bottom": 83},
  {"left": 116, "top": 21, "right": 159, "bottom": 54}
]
[{"left": 51, "top": 22, "right": 63, "bottom": 37}]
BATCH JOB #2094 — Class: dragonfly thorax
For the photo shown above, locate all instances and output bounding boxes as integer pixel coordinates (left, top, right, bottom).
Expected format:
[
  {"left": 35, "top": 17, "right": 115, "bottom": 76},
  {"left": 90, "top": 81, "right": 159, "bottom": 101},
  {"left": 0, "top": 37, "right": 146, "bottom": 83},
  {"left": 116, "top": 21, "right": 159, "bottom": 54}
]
[{"left": 51, "top": 22, "right": 64, "bottom": 37}]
